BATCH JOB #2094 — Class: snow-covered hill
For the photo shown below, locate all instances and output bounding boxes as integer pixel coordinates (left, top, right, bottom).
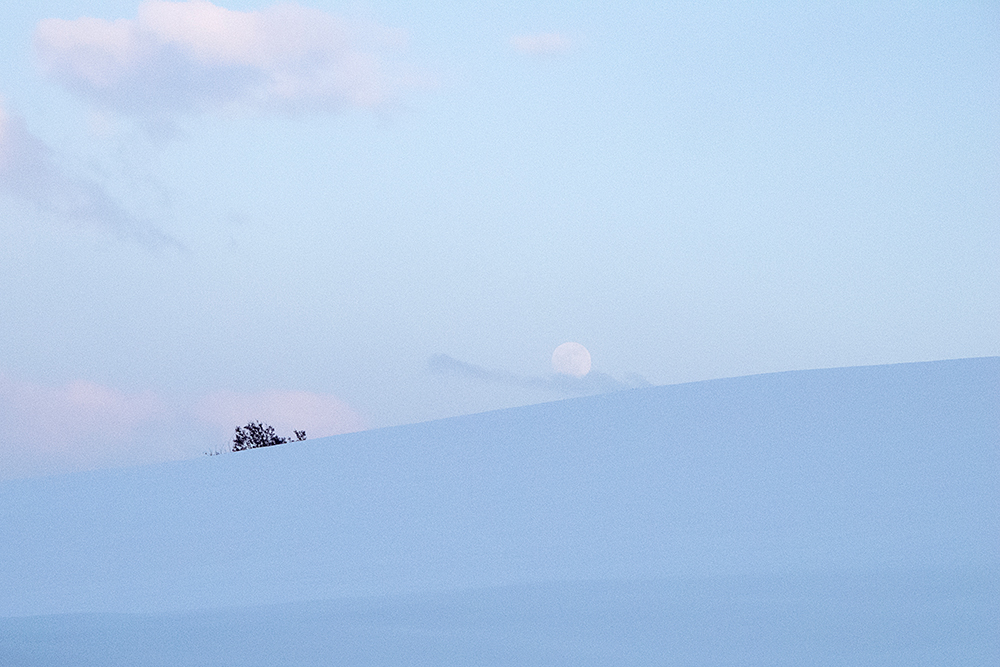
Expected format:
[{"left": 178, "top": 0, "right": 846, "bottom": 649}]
[{"left": 1, "top": 358, "right": 997, "bottom": 664}]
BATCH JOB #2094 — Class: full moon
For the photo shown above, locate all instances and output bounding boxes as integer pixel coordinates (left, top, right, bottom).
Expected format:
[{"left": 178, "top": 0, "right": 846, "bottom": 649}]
[{"left": 551, "top": 342, "right": 592, "bottom": 378}]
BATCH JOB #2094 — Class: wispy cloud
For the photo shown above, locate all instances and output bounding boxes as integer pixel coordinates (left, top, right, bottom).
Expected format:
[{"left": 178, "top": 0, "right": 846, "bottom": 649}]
[
  {"left": 196, "top": 389, "right": 366, "bottom": 442},
  {"left": 509, "top": 32, "right": 573, "bottom": 56},
  {"left": 428, "top": 354, "right": 648, "bottom": 396},
  {"left": 0, "top": 101, "right": 180, "bottom": 246},
  {"left": 35, "top": 0, "right": 424, "bottom": 119}
]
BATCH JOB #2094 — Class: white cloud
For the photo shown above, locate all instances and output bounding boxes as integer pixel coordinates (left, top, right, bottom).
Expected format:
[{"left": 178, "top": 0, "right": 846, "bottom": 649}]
[
  {"left": 510, "top": 32, "right": 573, "bottom": 56},
  {"left": 196, "top": 389, "right": 366, "bottom": 441},
  {"left": 35, "top": 0, "right": 421, "bottom": 117},
  {"left": 0, "top": 101, "right": 178, "bottom": 245}
]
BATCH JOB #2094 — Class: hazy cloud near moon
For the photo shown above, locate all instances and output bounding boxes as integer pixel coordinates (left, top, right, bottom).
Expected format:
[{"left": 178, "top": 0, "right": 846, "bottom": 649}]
[
  {"left": 35, "top": 0, "right": 424, "bottom": 119},
  {"left": 0, "top": 102, "right": 178, "bottom": 245},
  {"left": 428, "top": 354, "right": 649, "bottom": 396}
]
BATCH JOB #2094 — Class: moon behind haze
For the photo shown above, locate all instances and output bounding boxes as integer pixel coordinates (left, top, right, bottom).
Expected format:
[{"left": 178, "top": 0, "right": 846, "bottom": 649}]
[{"left": 552, "top": 342, "right": 592, "bottom": 378}]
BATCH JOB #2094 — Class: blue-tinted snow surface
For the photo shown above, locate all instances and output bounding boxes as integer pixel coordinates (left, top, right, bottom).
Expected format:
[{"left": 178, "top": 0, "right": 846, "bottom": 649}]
[
  {"left": 3, "top": 567, "right": 997, "bottom": 666},
  {"left": 1, "top": 358, "right": 997, "bottom": 664}
]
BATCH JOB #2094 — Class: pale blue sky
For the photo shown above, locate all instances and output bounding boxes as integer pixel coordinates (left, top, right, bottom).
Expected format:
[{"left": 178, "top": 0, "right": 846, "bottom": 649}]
[{"left": 1, "top": 0, "right": 997, "bottom": 477}]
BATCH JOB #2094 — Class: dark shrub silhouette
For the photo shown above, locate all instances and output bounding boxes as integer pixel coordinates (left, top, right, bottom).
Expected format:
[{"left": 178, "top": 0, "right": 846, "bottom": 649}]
[{"left": 231, "top": 421, "right": 306, "bottom": 452}]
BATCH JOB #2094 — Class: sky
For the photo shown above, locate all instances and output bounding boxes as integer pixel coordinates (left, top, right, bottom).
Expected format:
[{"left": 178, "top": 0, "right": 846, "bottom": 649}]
[{"left": 1, "top": 0, "right": 997, "bottom": 479}]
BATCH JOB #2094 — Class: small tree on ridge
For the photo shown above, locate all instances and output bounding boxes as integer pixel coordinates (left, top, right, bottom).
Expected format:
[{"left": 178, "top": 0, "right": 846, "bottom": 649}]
[{"left": 232, "top": 421, "right": 306, "bottom": 452}]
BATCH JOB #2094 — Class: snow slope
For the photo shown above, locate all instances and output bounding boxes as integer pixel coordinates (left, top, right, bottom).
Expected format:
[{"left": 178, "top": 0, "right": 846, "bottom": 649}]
[{"left": 1, "top": 358, "right": 997, "bottom": 664}]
